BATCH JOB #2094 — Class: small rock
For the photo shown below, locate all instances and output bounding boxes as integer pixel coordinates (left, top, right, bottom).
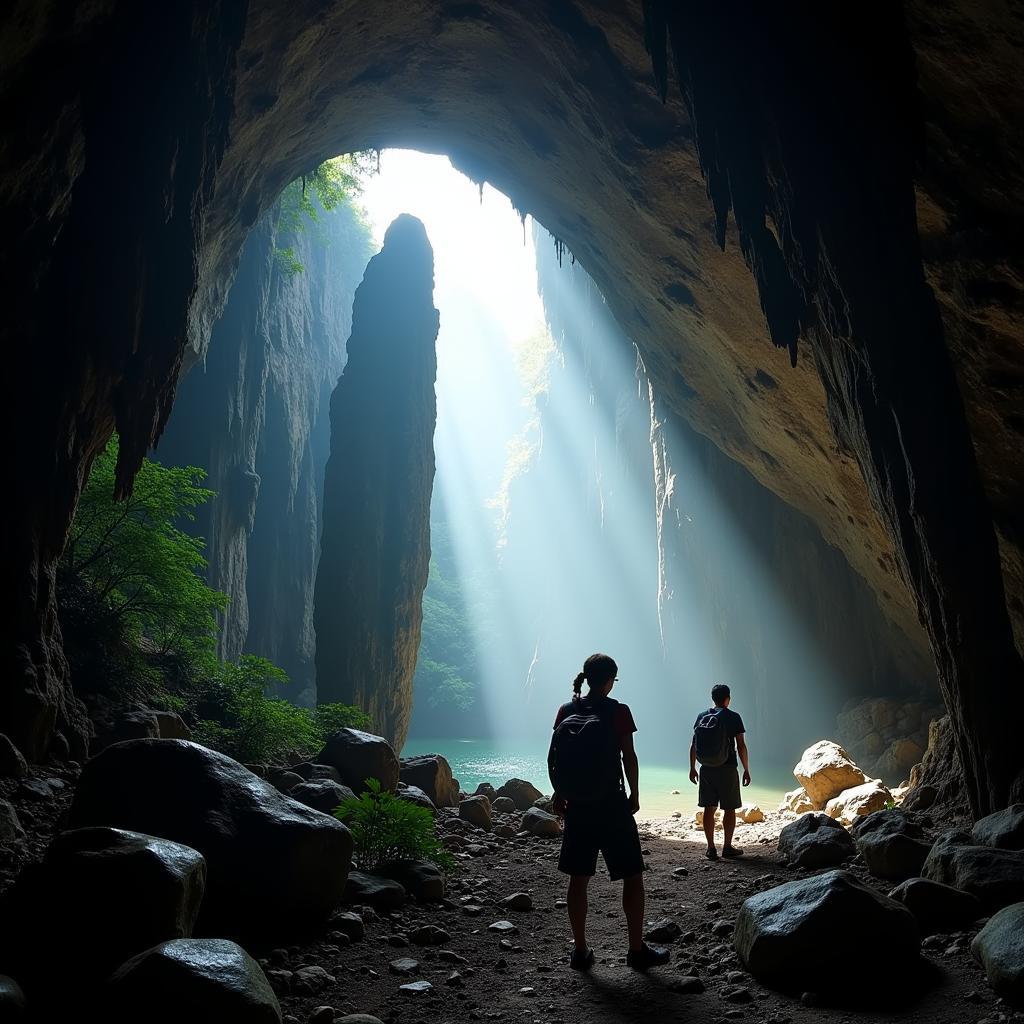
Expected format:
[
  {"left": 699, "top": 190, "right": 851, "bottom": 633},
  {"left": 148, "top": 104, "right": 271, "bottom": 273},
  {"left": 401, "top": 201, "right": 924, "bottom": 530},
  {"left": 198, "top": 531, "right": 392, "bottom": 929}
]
[
  {"left": 721, "top": 986, "right": 752, "bottom": 1003},
  {"left": 460, "top": 796, "right": 493, "bottom": 831},
  {"left": 488, "top": 920, "right": 518, "bottom": 934},
  {"left": 711, "top": 920, "right": 734, "bottom": 937},
  {"left": 644, "top": 918, "right": 681, "bottom": 943},
  {"left": 672, "top": 867, "right": 689, "bottom": 878},
  {"left": 521, "top": 807, "right": 560, "bottom": 837},
  {"left": 386, "top": 934, "right": 408, "bottom": 947},
  {"left": 438, "top": 951, "right": 469, "bottom": 965},
  {"left": 410, "top": 925, "right": 450, "bottom": 946},
  {"left": 501, "top": 892, "right": 533, "bottom": 911},
  {"left": 445, "top": 971, "right": 464, "bottom": 987},
  {"left": 399, "top": 981, "right": 432, "bottom": 994},
  {"left": 519, "top": 987, "right": 536, "bottom": 996},
  {"left": 16, "top": 779, "right": 53, "bottom": 801},
  {"left": 309, "top": 1007, "right": 335, "bottom": 1024},
  {"left": 330, "top": 911, "right": 365, "bottom": 941},
  {"left": 462, "top": 904, "right": 483, "bottom": 916},
  {"left": 293, "top": 966, "right": 335, "bottom": 994},
  {"left": 389, "top": 958, "right": 420, "bottom": 976}
]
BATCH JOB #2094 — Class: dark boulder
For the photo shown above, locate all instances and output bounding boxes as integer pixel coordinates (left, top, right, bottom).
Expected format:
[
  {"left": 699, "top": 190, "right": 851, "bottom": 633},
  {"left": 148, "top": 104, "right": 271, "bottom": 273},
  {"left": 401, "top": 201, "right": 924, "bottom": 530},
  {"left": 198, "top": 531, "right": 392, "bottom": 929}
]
[
  {"left": 521, "top": 807, "right": 561, "bottom": 837},
  {"left": 92, "top": 710, "right": 161, "bottom": 752},
  {"left": 0, "top": 976, "right": 26, "bottom": 1021},
  {"left": 496, "top": 779, "right": 543, "bottom": 810},
  {"left": 474, "top": 783, "right": 497, "bottom": 802},
  {"left": 317, "top": 729, "right": 399, "bottom": 793},
  {"left": 308, "top": 764, "right": 344, "bottom": 784},
  {"left": 400, "top": 754, "right": 458, "bottom": 807},
  {"left": 344, "top": 871, "right": 406, "bottom": 911},
  {"left": 153, "top": 711, "right": 192, "bottom": 741},
  {"left": 0, "top": 735, "right": 28, "bottom": 779},
  {"left": 396, "top": 783, "right": 437, "bottom": 814},
  {"left": 888, "top": 877, "right": 982, "bottom": 932},
  {"left": 851, "top": 809, "right": 932, "bottom": 880},
  {"left": 458, "top": 795, "right": 492, "bottom": 831},
  {"left": 0, "top": 800, "right": 24, "bottom": 842},
  {"left": 376, "top": 860, "right": 445, "bottom": 902},
  {"left": 972, "top": 804, "right": 1024, "bottom": 850},
  {"left": 104, "top": 939, "right": 281, "bottom": 1024},
  {"left": 491, "top": 796, "right": 516, "bottom": 814},
  {"left": 66, "top": 739, "right": 351, "bottom": 937},
  {"left": 289, "top": 779, "right": 355, "bottom": 815},
  {"left": 734, "top": 870, "right": 919, "bottom": 990},
  {"left": 922, "top": 831, "right": 1024, "bottom": 909},
  {"left": 971, "top": 903, "right": 1024, "bottom": 1004},
  {"left": 0, "top": 827, "right": 206, "bottom": 1006},
  {"left": 777, "top": 813, "right": 855, "bottom": 868}
]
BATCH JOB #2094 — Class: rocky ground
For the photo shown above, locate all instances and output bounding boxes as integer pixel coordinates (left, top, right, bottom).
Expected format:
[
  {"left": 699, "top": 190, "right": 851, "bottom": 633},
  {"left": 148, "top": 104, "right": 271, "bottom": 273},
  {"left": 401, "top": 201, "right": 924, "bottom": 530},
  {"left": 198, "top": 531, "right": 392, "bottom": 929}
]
[{"left": 0, "top": 758, "right": 1016, "bottom": 1024}]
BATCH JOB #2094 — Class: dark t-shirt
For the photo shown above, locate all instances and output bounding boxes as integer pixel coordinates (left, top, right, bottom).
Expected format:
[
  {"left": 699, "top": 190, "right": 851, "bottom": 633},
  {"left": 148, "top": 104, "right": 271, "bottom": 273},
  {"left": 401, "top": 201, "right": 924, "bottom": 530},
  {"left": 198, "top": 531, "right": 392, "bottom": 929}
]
[{"left": 693, "top": 706, "right": 745, "bottom": 768}]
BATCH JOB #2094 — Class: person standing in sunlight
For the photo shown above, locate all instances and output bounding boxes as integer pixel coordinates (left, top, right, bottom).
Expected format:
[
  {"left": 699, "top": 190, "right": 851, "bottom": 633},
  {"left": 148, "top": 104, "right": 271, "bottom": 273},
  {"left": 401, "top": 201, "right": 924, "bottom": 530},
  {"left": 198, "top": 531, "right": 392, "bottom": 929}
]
[
  {"left": 689, "top": 682, "right": 752, "bottom": 859},
  {"left": 548, "top": 653, "right": 670, "bottom": 971}
]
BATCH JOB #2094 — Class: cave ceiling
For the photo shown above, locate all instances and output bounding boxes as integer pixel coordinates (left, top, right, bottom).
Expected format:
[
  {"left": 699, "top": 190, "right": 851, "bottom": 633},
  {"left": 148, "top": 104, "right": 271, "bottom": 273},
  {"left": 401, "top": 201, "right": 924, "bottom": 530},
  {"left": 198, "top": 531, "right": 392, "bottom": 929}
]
[{"left": 183, "top": 0, "right": 1022, "bottom": 657}]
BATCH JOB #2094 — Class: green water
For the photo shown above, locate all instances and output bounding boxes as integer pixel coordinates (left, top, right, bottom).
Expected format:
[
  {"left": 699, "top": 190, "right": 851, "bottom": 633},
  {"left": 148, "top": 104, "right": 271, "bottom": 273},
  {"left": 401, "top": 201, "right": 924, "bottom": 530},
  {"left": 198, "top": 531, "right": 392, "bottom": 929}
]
[{"left": 402, "top": 736, "right": 791, "bottom": 820}]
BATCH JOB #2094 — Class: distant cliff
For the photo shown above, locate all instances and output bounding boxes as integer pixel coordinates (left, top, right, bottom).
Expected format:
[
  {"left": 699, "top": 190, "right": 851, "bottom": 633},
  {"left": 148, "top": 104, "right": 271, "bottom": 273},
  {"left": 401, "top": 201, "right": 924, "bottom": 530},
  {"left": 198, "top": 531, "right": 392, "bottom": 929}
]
[{"left": 157, "top": 200, "right": 373, "bottom": 700}]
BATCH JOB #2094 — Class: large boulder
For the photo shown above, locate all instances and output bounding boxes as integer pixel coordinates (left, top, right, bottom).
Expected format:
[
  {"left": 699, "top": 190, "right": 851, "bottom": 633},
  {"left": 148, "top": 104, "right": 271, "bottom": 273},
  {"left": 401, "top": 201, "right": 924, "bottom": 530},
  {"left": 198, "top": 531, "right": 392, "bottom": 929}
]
[
  {"left": 0, "top": 734, "right": 28, "bottom": 779},
  {"left": 972, "top": 804, "right": 1024, "bottom": 850},
  {"left": 344, "top": 871, "right": 406, "bottom": 911},
  {"left": 777, "top": 813, "right": 855, "bottom": 869},
  {"left": 66, "top": 740, "right": 352, "bottom": 937},
  {"left": 399, "top": 755, "right": 458, "bottom": 808},
  {"left": 971, "top": 903, "right": 1024, "bottom": 1004},
  {"left": 496, "top": 778, "right": 543, "bottom": 810},
  {"left": 521, "top": 807, "right": 561, "bottom": 837},
  {"left": 778, "top": 787, "right": 816, "bottom": 814},
  {"left": 851, "top": 809, "right": 932, "bottom": 881},
  {"left": 104, "top": 939, "right": 281, "bottom": 1024},
  {"left": 793, "top": 741, "right": 867, "bottom": 808},
  {"left": 734, "top": 870, "right": 919, "bottom": 990},
  {"left": 888, "top": 877, "right": 982, "bottom": 932},
  {"left": 375, "top": 860, "right": 445, "bottom": 902},
  {"left": 0, "top": 800, "right": 24, "bottom": 842},
  {"left": 289, "top": 779, "right": 356, "bottom": 815},
  {"left": 922, "top": 831, "right": 1024, "bottom": 909},
  {"left": 153, "top": 711, "right": 192, "bottom": 741},
  {"left": 396, "top": 783, "right": 437, "bottom": 814},
  {"left": 474, "top": 782, "right": 497, "bottom": 802},
  {"left": 92, "top": 710, "right": 162, "bottom": 752},
  {"left": 491, "top": 796, "right": 517, "bottom": 815},
  {"left": 317, "top": 729, "right": 399, "bottom": 793},
  {"left": 458, "top": 795, "right": 492, "bottom": 831},
  {"left": 0, "top": 827, "right": 206, "bottom": 1006},
  {"left": 824, "top": 780, "right": 892, "bottom": 826},
  {"left": 0, "top": 976, "right": 26, "bottom": 1021}
]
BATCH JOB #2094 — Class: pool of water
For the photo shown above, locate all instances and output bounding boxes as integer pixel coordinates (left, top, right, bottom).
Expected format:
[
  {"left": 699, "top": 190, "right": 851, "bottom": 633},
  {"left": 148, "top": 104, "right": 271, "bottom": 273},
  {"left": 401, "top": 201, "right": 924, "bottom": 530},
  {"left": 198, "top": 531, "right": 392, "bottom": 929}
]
[{"left": 401, "top": 736, "right": 791, "bottom": 820}]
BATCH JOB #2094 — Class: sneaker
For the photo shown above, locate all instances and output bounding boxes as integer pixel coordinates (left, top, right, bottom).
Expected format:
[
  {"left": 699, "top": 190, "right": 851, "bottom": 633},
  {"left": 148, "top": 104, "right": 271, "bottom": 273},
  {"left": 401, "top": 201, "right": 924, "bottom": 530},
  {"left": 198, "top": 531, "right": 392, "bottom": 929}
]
[
  {"left": 569, "top": 947, "right": 595, "bottom": 970},
  {"left": 722, "top": 845, "right": 744, "bottom": 858},
  {"left": 626, "top": 942, "right": 670, "bottom": 971},
  {"left": 705, "top": 846, "right": 719, "bottom": 860}
]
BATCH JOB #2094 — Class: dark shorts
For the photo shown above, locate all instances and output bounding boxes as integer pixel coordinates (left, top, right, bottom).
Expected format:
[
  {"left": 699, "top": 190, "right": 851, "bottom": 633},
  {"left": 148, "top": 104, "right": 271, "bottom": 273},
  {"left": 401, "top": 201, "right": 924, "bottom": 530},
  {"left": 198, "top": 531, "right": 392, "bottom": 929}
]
[
  {"left": 558, "top": 794, "right": 645, "bottom": 881},
  {"left": 698, "top": 765, "right": 742, "bottom": 810}
]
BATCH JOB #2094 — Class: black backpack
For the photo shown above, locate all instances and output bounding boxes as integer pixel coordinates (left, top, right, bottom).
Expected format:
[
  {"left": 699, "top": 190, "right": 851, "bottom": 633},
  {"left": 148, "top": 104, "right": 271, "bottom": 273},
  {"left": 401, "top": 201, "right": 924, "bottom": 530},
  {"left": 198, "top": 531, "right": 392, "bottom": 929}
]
[
  {"left": 548, "top": 697, "right": 623, "bottom": 803},
  {"left": 693, "top": 707, "right": 732, "bottom": 767}
]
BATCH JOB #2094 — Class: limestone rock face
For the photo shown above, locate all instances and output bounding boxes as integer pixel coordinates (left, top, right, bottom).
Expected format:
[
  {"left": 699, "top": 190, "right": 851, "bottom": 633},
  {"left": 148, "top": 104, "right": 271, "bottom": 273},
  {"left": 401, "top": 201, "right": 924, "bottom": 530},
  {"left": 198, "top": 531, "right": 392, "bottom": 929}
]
[
  {"left": 157, "top": 209, "right": 372, "bottom": 696},
  {"left": 66, "top": 740, "right": 352, "bottom": 936},
  {"left": 313, "top": 216, "right": 439, "bottom": 748},
  {"left": 105, "top": 938, "right": 281, "bottom": 1024},
  {"left": 734, "top": 870, "right": 919, "bottom": 989},
  {"left": 793, "top": 741, "right": 867, "bottom": 808}
]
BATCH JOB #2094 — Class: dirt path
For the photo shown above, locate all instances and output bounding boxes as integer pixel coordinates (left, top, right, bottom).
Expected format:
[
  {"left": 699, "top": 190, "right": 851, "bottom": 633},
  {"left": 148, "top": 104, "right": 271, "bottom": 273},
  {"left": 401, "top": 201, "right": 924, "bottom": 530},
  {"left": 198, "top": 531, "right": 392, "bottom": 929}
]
[{"left": 273, "top": 810, "right": 1003, "bottom": 1024}]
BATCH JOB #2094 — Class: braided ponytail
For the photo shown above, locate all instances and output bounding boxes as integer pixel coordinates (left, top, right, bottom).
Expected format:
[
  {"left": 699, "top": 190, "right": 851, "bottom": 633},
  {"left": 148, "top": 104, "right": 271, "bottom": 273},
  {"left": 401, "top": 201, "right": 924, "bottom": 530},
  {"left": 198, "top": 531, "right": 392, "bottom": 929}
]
[
  {"left": 571, "top": 654, "right": 617, "bottom": 700},
  {"left": 572, "top": 672, "right": 586, "bottom": 698}
]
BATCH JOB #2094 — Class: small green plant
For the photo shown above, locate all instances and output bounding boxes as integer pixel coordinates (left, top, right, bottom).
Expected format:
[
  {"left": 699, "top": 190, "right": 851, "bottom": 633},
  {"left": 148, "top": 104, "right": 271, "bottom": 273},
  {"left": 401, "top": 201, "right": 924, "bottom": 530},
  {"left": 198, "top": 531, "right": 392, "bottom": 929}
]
[
  {"left": 884, "top": 799, "right": 897, "bottom": 811},
  {"left": 192, "top": 655, "right": 369, "bottom": 765},
  {"left": 335, "top": 778, "right": 454, "bottom": 872}
]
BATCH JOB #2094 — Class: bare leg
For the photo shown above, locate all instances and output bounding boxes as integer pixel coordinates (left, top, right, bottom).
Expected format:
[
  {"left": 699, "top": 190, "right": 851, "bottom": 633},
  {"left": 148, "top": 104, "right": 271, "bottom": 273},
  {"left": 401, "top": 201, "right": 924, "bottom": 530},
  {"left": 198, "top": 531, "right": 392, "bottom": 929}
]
[
  {"left": 703, "top": 805, "right": 717, "bottom": 851},
  {"left": 622, "top": 873, "right": 645, "bottom": 952},
  {"left": 723, "top": 808, "right": 737, "bottom": 850},
  {"left": 567, "top": 875, "right": 590, "bottom": 951}
]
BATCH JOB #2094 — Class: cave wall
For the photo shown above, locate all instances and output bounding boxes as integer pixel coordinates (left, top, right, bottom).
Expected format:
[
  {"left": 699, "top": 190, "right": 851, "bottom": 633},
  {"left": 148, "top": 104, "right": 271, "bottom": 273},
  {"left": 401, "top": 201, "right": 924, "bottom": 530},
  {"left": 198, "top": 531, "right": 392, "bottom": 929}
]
[
  {"left": 157, "top": 200, "right": 372, "bottom": 697},
  {"left": 314, "top": 215, "right": 439, "bottom": 748},
  {"left": 3, "top": 1, "right": 1022, "bottom": 811}
]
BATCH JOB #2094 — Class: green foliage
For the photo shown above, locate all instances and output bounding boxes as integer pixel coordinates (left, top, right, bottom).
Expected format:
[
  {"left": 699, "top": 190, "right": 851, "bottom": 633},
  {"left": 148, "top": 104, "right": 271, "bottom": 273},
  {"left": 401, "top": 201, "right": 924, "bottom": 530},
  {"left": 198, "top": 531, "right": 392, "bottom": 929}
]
[
  {"left": 335, "top": 778, "right": 454, "bottom": 872},
  {"left": 315, "top": 702, "right": 372, "bottom": 735},
  {"left": 192, "top": 655, "right": 370, "bottom": 765},
  {"left": 64, "top": 436, "right": 227, "bottom": 662},
  {"left": 274, "top": 153, "right": 376, "bottom": 274}
]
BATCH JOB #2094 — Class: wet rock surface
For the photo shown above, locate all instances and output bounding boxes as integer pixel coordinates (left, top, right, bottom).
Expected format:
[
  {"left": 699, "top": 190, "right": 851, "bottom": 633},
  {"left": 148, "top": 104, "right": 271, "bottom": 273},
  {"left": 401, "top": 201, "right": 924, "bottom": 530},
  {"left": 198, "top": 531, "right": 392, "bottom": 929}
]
[
  {"left": 922, "top": 831, "right": 1024, "bottom": 909},
  {"left": 65, "top": 739, "right": 352, "bottom": 936},
  {"left": 971, "top": 903, "right": 1024, "bottom": 1004},
  {"left": 317, "top": 729, "right": 401, "bottom": 794}
]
